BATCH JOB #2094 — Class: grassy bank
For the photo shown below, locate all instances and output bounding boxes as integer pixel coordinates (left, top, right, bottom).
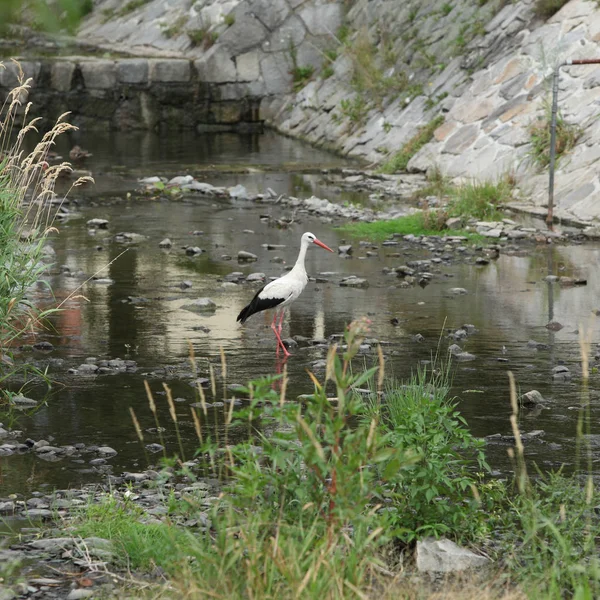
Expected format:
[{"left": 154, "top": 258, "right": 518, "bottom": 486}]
[
  {"left": 339, "top": 177, "right": 514, "bottom": 242},
  {"left": 338, "top": 212, "right": 486, "bottom": 242},
  {"left": 57, "top": 320, "right": 600, "bottom": 599}
]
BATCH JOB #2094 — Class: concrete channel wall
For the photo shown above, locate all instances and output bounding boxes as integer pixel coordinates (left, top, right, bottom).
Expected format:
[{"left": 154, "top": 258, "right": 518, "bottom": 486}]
[{"left": 0, "top": 57, "right": 262, "bottom": 131}]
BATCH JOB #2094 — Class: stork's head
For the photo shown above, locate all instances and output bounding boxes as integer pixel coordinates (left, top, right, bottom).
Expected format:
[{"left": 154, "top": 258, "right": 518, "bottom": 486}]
[{"left": 302, "top": 232, "right": 334, "bottom": 252}]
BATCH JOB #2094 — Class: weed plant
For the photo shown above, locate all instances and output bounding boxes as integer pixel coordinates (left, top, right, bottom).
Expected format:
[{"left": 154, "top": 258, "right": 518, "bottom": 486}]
[
  {"left": 0, "top": 64, "right": 91, "bottom": 397},
  {"left": 379, "top": 115, "right": 444, "bottom": 174},
  {"left": 528, "top": 106, "right": 582, "bottom": 170},
  {"left": 66, "top": 319, "right": 600, "bottom": 599}
]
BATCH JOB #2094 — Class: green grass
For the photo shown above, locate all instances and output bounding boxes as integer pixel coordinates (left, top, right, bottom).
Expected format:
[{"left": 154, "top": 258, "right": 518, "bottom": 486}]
[
  {"left": 337, "top": 213, "right": 485, "bottom": 242},
  {"left": 379, "top": 115, "right": 444, "bottom": 173},
  {"left": 339, "top": 177, "right": 514, "bottom": 241},
  {"left": 73, "top": 497, "right": 190, "bottom": 572}
]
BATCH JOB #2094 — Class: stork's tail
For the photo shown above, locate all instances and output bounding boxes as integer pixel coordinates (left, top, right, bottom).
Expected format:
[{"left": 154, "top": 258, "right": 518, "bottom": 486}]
[{"left": 237, "top": 303, "right": 252, "bottom": 324}]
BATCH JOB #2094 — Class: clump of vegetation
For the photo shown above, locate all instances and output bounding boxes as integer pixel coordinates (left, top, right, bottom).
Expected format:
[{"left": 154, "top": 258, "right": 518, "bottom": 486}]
[
  {"left": 289, "top": 43, "right": 314, "bottom": 91},
  {"left": 188, "top": 27, "right": 219, "bottom": 49},
  {"left": 59, "top": 319, "right": 600, "bottom": 599},
  {"left": 223, "top": 13, "right": 235, "bottom": 26},
  {"left": 118, "top": 0, "right": 151, "bottom": 17},
  {"left": 338, "top": 96, "right": 368, "bottom": 125},
  {"left": 379, "top": 115, "right": 444, "bottom": 174},
  {"left": 0, "top": 66, "right": 91, "bottom": 399},
  {"left": 533, "top": 0, "right": 570, "bottom": 19},
  {"left": 161, "top": 15, "right": 186, "bottom": 39},
  {"left": 337, "top": 213, "right": 484, "bottom": 242},
  {"left": 0, "top": 0, "right": 93, "bottom": 33},
  {"left": 528, "top": 107, "right": 582, "bottom": 169},
  {"left": 340, "top": 175, "right": 514, "bottom": 240},
  {"left": 345, "top": 29, "right": 408, "bottom": 104}
]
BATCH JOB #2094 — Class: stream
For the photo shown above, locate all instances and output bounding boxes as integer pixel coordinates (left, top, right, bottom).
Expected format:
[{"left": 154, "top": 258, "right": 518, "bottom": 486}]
[{"left": 2, "top": 129, "right": 600, "bottom": 497}]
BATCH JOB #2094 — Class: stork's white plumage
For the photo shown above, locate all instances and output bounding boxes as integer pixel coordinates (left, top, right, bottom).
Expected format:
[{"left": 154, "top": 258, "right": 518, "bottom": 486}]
[{"left": 237, "top": 232, "right": 334, "bottom": 357}]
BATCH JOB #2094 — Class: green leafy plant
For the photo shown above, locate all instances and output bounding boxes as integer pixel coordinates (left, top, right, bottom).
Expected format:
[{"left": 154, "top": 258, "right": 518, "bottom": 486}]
[
  {"left": 366, "top": 364, "right": 490, "bottom": 542},
  {"left": 528, "top": 107, "right": 582, "bottom": 169},
  {"left": 339, "top": 96, "right": 368, "bottom": 125},
  {"left": 379, "top": 115, "right": 444, "bottom": 173},
  {"left": 224, "top": 13, "right": 235, "bottom": 26}
]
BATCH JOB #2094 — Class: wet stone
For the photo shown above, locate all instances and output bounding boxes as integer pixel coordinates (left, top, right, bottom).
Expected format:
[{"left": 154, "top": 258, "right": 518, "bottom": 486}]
[
  {"left": 32, "top": 341, "right": 54, "bottom": 351},
  {"left": 185, "top": 246, "right": 204, "bottom": 255},
  {"left": 159, "top": 238, "right": 173, "bottom": 248},
  {"left": 181, "top": 298, "right": 216, "bottom": 313},
  {"left": 339, "top": 276, "right": 369, "bottom": 288},
  {"left": 238, "top": 250, "right": 258, "bottom": 262}
]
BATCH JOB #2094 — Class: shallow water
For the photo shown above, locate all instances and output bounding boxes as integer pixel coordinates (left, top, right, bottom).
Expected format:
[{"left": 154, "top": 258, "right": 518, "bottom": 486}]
[{"left": 2, "top": 130, "right": 600, "bottom": 496}]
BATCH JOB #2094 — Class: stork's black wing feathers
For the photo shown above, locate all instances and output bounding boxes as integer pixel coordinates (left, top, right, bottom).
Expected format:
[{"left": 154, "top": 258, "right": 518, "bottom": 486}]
[{"left": 237, "top": 284, "right": 285, "bottom": 324}]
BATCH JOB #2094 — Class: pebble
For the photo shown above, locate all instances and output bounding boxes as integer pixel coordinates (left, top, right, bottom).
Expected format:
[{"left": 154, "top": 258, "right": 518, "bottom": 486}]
[{"left": 238, "top": 250, "right": 258, "bottom": 262}]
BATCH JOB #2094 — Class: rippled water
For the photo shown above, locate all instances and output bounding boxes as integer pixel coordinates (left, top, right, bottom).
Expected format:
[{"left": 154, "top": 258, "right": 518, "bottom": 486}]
[{"left": 2, "top": 130, "right": 600, "bottom": 495}]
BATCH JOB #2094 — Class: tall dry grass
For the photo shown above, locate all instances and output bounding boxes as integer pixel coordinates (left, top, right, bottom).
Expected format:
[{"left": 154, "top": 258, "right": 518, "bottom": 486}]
[{"left": 0, "top": 61, "right": 92, "bottom": 374}]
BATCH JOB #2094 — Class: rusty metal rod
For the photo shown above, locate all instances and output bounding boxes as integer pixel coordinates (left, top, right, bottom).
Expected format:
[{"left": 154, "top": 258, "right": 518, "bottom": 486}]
[{"left": 547, "top": 58, "right": 600, "bottom": 229}]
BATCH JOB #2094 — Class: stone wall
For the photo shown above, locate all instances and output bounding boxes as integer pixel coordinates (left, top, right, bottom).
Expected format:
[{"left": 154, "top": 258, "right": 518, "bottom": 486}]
[
  {"left": 6, "top": 0, "right": 600, "bottom": 222},
  {"left": 0, "top": 57, "right": 261, "bottom": 131},
  {"left": 272, "top": 0, "right": 600, "bottom": 223}
]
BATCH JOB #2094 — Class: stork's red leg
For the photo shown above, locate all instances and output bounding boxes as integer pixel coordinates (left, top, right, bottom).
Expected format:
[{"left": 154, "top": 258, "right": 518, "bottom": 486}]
[
  {"left": 271, "top": 313, "right": 280, "bottom": 356},
  {"left": 277, "top": 310, "right": 285, "bottom": 335},
  {"left": 271, "top": 316, "right": 290, "bottom": 358}
]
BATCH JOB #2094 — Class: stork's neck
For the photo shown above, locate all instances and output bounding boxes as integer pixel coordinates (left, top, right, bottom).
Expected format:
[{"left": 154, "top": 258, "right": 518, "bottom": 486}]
[{"left": 291, "top": 240, "right": 309, "bottom": 274}]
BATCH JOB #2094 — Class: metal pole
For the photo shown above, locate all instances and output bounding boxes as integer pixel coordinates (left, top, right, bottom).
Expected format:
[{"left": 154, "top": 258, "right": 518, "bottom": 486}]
[
  {"left": 547, "top": 58, "right": 600, "bottom": 230},
  {"left": 546, "top": 63, "right": 561, "bottom": 229}
]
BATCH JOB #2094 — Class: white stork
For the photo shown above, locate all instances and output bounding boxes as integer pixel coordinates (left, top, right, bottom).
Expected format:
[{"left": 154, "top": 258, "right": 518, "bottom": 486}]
[{"left": 237, "top": 231, "right": 334, "bottom": 358}]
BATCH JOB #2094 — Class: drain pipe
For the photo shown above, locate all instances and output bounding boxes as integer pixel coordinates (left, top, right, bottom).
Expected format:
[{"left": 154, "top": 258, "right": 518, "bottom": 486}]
[{"left": 547, "top": 58, "right": 600, "bottom": 229}]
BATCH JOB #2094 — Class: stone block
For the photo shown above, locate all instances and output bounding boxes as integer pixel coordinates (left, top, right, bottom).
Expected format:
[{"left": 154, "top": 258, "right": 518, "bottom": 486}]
[
  {"left": 149, "top": 59, "right": 191, "bottom": 83},
  {"left": 117, "top": 59, "right": 149, "bottom": 85},
  {"left": 218, "top": 8, "right": 269, "bottom": 55},
  {"left": 262, "top": 15, "right": 306, "bottom": 53},
  {"left": 443, "top": 124, "right": 479, "bottom": 155},
  {"left": 236, "top": 50, "right": 260, "bottom": 82},
  {"left": 194, "top": 47, "right": 236, "bottom": 83},
  {"left": 298, "top": 3, "right": 343, "bottom": 36},
  {"left": 80, "top": 60, "right": 117, "bottom": 90},
  {"left": 0, "top": 61, "right": 41, "bottom": 89},
  {"left": 260, "top": 53, "right": 293, "bottom": 95},
  {"left": 51, "top": 61, "right": 76, "bottom": 92}
]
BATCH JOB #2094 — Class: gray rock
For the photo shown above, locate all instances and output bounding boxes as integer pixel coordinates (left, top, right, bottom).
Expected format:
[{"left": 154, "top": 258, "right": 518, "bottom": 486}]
[
  {"left": 114, "top": 232, "right": 146, "bottom": 244},
  {"left": 159, "top": 238, "right": 172, "bottom": 248},
  {"left": 416, "top": 537, "right": 489, "bottom": 573},
  {"left": 246, "top": 272, "right": 265, "bottom": 282},
  {"left": 67, "top": 589, "right": 95, "bottom": 600},
  {"left": 86, "top": 218, "right": 109, "bottom": 229},
  {"left": 238, "top": 251, "right": 258, "bottom": 262},
  {"left": 24, "top": 509, "right": 53, "bottom": 520},
  {"left": 11, "top": 394, "right": 37, "bottom": 406},
  {"left": 185, "top": 246, "right": 204, "bottom": 255},
  {"left": 521, "top": 390, "right": 545, "bottom": 407},
  {"left": 228, "top": 184, "right": 249, "bottom": 199},
  {"left": 181, "top": 298, "right": 217, "bottom": 313},
  {"left": 338, "top": 244, "right": 353, "bottom": 255},
  {"left": 552, "top": 365, "right": 571, "bottom": 380},
  {"left": 77, "top": 363, "right": 99, "bottom": 374},
  {"left": 545, "top": 321, "right": 563, "bottom": 331},
  {"left": 449, "top": 287, "right": 468, "bottom": 295},
  {"left": 30, "top": 537, "right": 75, "bottom": 551},
  {"left": 97, "top": 446, "right": 117, "bottom": 457},
  {"left": 339, "top": 276, "right": 369, "bottom": 288}
]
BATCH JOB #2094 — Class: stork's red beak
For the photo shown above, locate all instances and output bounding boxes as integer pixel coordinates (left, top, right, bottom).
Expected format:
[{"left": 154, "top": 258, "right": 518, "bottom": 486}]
[{"left": 313, "top": 238, "right": 334, "bottom": 252}]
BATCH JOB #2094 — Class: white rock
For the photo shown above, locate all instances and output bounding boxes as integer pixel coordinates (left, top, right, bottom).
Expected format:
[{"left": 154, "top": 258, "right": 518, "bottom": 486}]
[{"left": 416, "top": 537, "right": 489, "bottom": 573}]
